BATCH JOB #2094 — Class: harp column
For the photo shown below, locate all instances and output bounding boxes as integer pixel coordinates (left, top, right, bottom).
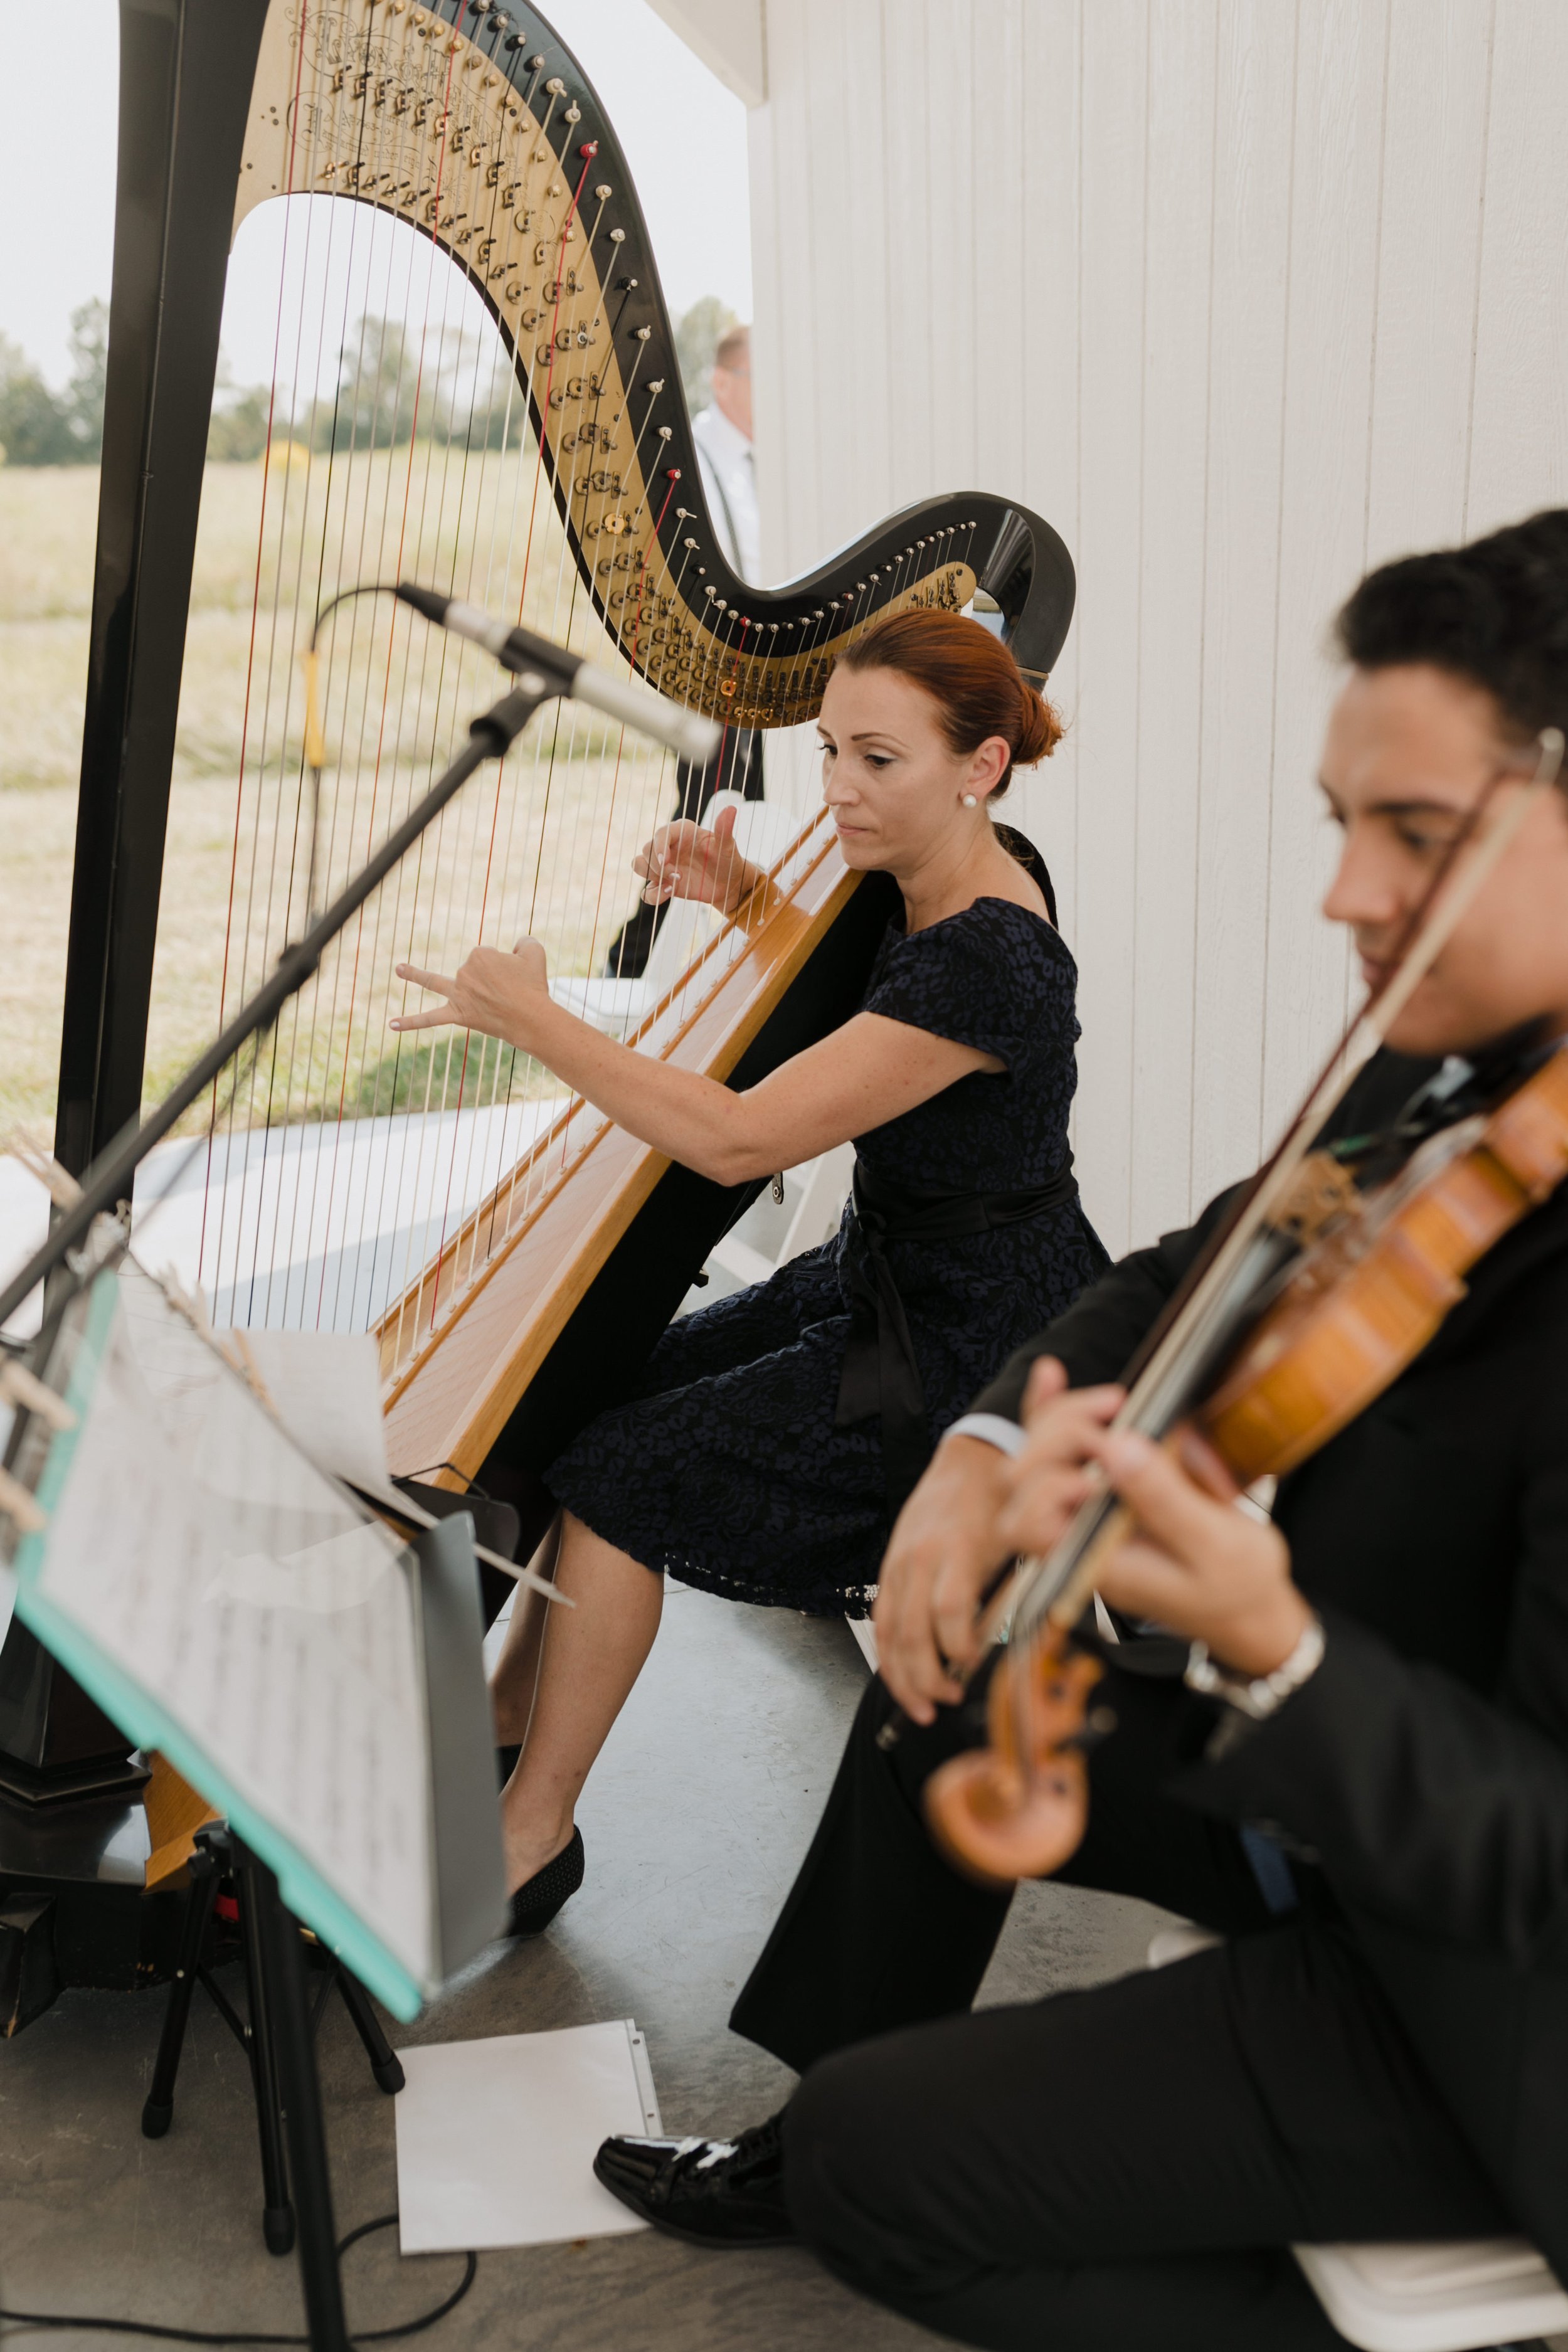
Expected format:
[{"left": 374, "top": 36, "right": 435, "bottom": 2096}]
[{"left": 53, "top": 0, "right": 269, "bottom": 1178}]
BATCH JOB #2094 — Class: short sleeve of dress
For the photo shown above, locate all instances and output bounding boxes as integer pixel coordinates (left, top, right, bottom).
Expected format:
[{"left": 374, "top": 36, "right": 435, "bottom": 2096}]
[{"left": 861, "top": 902, "right": 1070, "bottom": 1076}]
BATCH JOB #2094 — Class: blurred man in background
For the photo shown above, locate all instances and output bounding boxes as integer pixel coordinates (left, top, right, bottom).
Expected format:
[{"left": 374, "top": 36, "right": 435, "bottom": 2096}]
[{"left": 605, "top": 325, "right": 763, "bottom": 979}]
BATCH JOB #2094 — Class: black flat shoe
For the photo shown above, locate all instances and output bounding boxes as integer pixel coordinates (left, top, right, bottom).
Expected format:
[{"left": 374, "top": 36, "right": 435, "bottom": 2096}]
[
  {"left": 505, "top": 1826, "right": 584, "bottom": 1936},
  {"left": 593, "top": 2112, "right": 794, "bottom": 2247},
  {"left": 496, "top": 1742, "right": 521, "bottom": 1789}
]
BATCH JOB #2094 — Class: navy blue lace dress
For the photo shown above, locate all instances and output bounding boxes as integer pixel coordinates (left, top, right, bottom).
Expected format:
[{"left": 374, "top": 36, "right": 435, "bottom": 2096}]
[{"left": 545, "top": 890, "right": 1108, "bottom": 1616}]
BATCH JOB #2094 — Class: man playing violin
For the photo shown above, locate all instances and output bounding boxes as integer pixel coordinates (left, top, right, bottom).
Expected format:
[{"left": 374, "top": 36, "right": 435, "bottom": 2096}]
[{"left": 595, "top": 509, "right": 1568, "bottom": 2350}]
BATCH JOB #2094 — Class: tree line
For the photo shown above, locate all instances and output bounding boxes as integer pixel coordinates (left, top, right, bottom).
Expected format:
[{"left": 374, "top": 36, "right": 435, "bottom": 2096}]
[{"left": 0, "top": 298, "right": 738, "bottom": 467}]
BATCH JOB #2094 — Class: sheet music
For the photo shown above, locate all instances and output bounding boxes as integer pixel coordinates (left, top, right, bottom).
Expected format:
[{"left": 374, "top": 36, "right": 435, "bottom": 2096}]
[
  {"left": 233, "top": 1327, "right": 398, "bottom": 1501},
  {"left": 27, "top": 1263, "right": 435, "bottom": 1989}
]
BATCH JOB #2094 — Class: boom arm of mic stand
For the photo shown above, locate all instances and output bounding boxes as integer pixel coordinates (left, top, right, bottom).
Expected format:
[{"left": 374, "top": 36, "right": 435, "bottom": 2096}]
[{"left": 0, "top": 679, "right": 551, "bottom": 1336}]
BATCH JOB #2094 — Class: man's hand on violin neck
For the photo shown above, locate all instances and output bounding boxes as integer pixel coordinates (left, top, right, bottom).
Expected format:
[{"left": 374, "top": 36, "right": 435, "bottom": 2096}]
[
  {"left": 1092, "top": 1426, "right": 1314, "bottom": 1680},
  {"left": 993, "top": 1361, "right": 1128, "bottom": 1562},
  {"left": 873, "top": 1437, "right": 1016, "bottom": 1722},
  {"left": 874, "top": 1361, "right": 1128, "bottom": 1725}
]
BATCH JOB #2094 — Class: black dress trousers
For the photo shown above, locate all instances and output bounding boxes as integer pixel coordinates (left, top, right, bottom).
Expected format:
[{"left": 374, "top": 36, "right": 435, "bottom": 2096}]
[{"left": 733, "top": 1673, "right": 1510, "bottom": 2352}]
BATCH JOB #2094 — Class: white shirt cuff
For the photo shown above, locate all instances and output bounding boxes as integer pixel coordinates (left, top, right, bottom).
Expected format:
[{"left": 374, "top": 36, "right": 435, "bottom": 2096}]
[{"left": 943, "top": 1411, "right": 1027, "bottom": 1459}]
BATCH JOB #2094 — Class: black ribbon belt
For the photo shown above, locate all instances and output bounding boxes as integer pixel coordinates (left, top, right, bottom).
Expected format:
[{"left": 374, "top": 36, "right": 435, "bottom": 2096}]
[{"left": 834, "top": 1157, "right": 1080, "bottom": 1518}]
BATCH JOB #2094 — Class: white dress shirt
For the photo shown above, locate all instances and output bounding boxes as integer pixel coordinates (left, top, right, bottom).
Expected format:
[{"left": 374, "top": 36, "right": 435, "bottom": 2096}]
[{"left": 691, "top": 403, "right": 760, "bottom": 585}]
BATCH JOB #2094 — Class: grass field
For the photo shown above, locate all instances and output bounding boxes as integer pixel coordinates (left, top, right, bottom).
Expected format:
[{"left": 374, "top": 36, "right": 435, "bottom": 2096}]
[{"left": 0, "top": 453, "right": 677, "bottom": 1131}]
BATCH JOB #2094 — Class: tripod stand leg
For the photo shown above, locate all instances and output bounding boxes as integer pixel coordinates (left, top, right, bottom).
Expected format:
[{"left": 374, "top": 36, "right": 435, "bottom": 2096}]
[
  {"left": 245, "top": 1851, "right": 351, "bottom": 2352},
  {"left": 333, "top": 1964, "right": 405, "bottom": 2094},
  {"left": 142, "top": 1848, "right": 219, "bottom": 2138},
  {"left": 238, "top": 1852, "right": 296, "bottom": 2257}
]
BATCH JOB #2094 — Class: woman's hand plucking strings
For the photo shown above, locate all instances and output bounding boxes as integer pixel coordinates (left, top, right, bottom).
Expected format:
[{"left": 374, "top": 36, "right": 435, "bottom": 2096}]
[
  {"left": 633, "top": 803, "right": 759, "bottom": 914},
  {"left": 392, "top": 938, "right": 549, "bottom": 1044}
]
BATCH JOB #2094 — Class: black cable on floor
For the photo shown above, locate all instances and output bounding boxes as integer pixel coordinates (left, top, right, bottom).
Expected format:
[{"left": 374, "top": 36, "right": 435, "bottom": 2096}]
[{"left": 0, "top": 2215, "right": 477, "bottom": 2344}]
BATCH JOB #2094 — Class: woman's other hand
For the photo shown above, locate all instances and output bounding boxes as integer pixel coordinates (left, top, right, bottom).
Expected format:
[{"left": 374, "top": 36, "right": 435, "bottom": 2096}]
[
  {"left": 633, "top": 803, "right": 756, "bottom": 913},
  {"left": 391, "top": 936, "right": 549, "bottom": 1042}
]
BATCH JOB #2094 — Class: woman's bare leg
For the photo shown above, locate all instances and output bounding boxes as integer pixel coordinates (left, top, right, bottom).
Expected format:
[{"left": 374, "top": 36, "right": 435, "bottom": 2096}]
[
  {"left": 499, "top": 1510, "right": 664, "bottom": 1892},
  {"left": 489, "top": 1513, "right": 563, "bottom": 1747}
]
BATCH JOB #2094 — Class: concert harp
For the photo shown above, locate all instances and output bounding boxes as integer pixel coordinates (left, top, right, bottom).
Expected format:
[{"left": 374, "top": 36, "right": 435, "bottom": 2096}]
[{"left": 43, "top": 0, "right": 1075, "bottom": 1628}]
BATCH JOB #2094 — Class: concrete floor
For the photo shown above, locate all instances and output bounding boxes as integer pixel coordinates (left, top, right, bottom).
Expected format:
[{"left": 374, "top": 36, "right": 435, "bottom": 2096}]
[{"left": 1, "top": 1587, "right": 1173, "bottom": 2351}]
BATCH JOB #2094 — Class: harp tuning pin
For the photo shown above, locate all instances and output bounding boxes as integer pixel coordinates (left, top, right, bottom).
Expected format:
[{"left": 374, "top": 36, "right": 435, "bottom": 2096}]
[
  {"left": 647, "top": 378, "right": 665, "bottom": 393},
  {"left": 595, "top": 182, "right": 612, "bottom": 199},
  {"left": 564, "top": 104, "right": 582, "bottom": 122},
  {"left": 635, "top": 326, "right": 652, "bottom": 341},
  {"left": 658, "top": 425, "right": 672, "bottom": 439},
  {"left": 546, "top": 75, "right": 566, "bottom": 93},
  {"left": 609, "top": 226, "right": 627, "bottom": 243},
  {"left": 684, "top": 536, "right": 699, "bottom": 548}
]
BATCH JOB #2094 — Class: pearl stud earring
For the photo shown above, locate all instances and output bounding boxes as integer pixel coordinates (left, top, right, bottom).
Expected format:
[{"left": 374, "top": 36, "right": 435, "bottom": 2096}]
[{"left": 961, "top": 793, "right": 978, "bottom": 806}]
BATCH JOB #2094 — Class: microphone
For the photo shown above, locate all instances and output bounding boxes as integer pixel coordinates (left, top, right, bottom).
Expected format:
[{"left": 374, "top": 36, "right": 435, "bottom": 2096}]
[{"left": 395, "top": 582, "right": 722, "bottom": 766}]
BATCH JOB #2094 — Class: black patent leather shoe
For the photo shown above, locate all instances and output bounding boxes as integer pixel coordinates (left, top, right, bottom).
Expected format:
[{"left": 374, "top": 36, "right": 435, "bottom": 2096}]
[
  {"left": 505, "top": 1825, "right": 584, "bottom": 1936},
  {"left": 593, "top": 2112, "right": 794, "bottom": 2246}
]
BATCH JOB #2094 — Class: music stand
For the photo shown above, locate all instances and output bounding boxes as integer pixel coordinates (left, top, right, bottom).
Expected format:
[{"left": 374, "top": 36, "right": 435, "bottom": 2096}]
[
  {"left": 2, "top": 1278, "right": 507, "bottom": 2351},
  {"left": 143, "top": 1824, "right": 405, "bottom": 2257}
]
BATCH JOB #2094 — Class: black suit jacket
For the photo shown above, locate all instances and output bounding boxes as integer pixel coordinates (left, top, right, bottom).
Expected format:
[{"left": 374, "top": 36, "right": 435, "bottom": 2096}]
[{"left": 972, "top": 1047, "right": 1568, "bottom": 2273}]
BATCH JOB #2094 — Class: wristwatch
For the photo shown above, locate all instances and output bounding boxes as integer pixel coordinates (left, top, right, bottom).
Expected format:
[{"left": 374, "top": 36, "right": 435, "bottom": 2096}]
[{"left": 1184, "top": 1613, "right": 1325, "bottom": 1721}]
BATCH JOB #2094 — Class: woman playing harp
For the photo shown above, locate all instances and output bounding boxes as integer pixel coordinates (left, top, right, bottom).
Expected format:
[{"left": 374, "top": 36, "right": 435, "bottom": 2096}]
[{"left": 390, "top": 612, "right": 1108, "bottom": 1928}]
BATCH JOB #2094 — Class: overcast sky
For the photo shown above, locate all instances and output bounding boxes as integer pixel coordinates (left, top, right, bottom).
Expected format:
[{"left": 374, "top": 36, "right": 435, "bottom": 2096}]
[{"left": 0, "top": 0, "right": 752, "bottom": 389}]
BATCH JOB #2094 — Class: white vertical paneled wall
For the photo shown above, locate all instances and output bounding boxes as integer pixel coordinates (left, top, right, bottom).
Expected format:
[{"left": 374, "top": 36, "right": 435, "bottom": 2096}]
[{"left": 745, "top": 0, "right": 1568, "bottom": 1258}]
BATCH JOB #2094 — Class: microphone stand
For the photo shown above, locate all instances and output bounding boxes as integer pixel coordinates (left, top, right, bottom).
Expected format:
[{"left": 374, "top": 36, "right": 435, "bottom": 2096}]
[
  {"left": 0, "top": 676, "right": 553, "bottom": 1338},
  {"left": 0, "top": 677, "right": 561, "bottom": 2352}
]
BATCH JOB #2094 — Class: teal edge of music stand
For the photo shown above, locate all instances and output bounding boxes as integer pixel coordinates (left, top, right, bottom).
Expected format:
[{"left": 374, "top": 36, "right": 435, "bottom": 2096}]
[{"left": 8, "top": 1271, "right": 425, "bottom": 2023}]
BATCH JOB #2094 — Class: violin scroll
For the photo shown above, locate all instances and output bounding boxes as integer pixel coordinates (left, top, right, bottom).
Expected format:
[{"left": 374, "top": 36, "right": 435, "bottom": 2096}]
[{"left": 924, "top": 1633, "right": 1105, "bottom": 1887}]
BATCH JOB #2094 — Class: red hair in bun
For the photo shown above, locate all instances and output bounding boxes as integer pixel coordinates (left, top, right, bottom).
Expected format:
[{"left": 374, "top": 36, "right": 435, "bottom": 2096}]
[{"left": 836, "top": 609, "right": 1063, "bottom": 795}]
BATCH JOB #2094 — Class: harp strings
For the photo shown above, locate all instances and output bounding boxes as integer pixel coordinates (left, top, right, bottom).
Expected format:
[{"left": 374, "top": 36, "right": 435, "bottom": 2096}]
[
  {"left": 195, "top": 0, "right": 951, "bottom": 1353},
  {"left": 196, "top": 7, "right": 581, "bottom": 1329}
]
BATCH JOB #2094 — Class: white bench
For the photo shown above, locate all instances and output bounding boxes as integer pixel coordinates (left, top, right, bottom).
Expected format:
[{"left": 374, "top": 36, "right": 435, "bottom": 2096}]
[{"left": 1147, "top": 1926, "right": 1568, "bottom": 2349}]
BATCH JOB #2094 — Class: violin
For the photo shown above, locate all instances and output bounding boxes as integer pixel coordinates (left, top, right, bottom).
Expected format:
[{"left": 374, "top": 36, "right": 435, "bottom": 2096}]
[{"left": 923, "top": 731, "right": 1568, "bottom": 1888}]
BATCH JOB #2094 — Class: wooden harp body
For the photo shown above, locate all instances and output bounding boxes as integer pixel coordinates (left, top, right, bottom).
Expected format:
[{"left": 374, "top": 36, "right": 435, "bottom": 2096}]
[{"left": 48, "top": 0, "right": 1076, "bottom": 1580}]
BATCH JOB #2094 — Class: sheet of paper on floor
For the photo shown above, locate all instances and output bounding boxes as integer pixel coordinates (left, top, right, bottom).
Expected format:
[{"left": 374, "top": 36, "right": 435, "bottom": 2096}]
[{"left": 394, "top": 2020, "right": 663, "bottom": 2253}]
